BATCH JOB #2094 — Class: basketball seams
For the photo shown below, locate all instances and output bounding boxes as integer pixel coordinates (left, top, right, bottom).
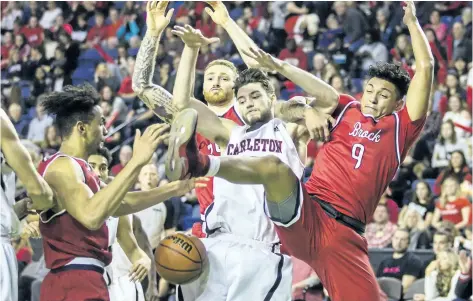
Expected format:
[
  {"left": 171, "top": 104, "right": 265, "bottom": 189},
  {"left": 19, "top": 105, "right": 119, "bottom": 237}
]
[
  {"left": 155, "top": 262, "right": 201, "bottom": 272},
  {"left": 158, "top": 243, "right": 202, "bottom": 264}
]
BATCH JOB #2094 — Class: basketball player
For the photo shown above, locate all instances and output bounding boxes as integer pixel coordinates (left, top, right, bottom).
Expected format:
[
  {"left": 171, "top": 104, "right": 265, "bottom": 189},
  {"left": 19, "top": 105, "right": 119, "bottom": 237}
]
[
  {"left": 132, "top": 0, "right": 334, "bottom": 238},
  {"left": 88, "top": 148, "right": 159, "bottom": 301},
  {"left": 168, "top": 2, "right": 434, "bottom": 300},
  {"left": 36, "top": 84, "right": 204, "bottom": 301},
  {"left": 0, "top": 108, "right": 54, "bottom": 301}
]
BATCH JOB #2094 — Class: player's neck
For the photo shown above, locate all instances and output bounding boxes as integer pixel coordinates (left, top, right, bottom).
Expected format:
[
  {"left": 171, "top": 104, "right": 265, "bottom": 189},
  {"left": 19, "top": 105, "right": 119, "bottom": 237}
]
[
  {"left": 59, "top": 140, "right": 88, "bottom": 160},
  {"left": 207, "top": 100, "right": 235, "bottom": 116}
]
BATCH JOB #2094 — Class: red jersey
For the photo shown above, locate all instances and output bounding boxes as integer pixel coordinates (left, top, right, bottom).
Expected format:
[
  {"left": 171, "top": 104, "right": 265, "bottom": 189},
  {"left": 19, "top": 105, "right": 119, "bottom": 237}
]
[
  {"left": 436, "top": 197, "right": 472, "bottom": 225},
  {"left": 38, "top": 152, "right": 112, "bottom": 269},
  {"left": 305, "top": 94, "right": 426, "bottom": 223},
  {"left": 192, "top": 105, "right": 244, "bottom": 237}
]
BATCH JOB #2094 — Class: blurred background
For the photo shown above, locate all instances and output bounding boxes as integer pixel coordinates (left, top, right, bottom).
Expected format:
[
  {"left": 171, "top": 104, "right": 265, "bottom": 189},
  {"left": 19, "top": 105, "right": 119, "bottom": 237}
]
[{"left": 1, "top": 1, "right": 471, "bottom": 301}]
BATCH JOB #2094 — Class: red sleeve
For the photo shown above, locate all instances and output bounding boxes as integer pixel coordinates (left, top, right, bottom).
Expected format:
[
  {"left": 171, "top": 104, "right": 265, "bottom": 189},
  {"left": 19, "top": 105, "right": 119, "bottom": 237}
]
[
  {"left": 457, "top": 198, "right": 471, "bottom": 208},
  {"left": 397, "top": 105, "right": 427, "bottom": 159},
  {"left": 331, "top": 94, "right": 357, "bottom": 119},
  {"left": 118, "top": 77, "right": 133, "bottom": 95}
]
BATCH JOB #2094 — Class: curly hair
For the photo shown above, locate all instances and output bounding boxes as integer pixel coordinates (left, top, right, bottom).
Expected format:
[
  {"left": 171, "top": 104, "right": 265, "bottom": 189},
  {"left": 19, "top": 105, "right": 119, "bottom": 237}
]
[
  {"left": 234, "top": 68, "right": 275, "bottom": 97},
  {"left": 95, "top": 147, "right": 112, "bottom": 167},
  {"left": 41, "top": 83, "right": 101, "bottom": 138},
  {"left": 368, "top": 62, "right": 411, "bottom": 98}
]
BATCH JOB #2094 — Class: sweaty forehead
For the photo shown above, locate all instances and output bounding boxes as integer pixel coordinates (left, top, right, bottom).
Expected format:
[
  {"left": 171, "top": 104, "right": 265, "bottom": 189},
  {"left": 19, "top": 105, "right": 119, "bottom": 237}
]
[
  {"left": 88, "top": 155, "right": 107, "bottom": 166},
  {"left": 237, "top": 83, "right": 266, "bottom": 97},
  {"left": 205, "top": 64, "right": 236, "bottom": 79}
]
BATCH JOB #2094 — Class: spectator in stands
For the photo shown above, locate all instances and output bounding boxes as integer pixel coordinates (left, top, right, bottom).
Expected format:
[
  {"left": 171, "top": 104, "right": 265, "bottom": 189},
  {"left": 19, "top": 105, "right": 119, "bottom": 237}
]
[
  {"left": 39, "top": 124, "right": 61, "bottom": 153},
  {"left": 329, "top": 74, "right": 347, "bottom": 94},
  {"left": 31, "top": 67, "right": 51, "bottom": 100},
  {"left": 58, "top": 29, "right": 80, "bottom": 76},
  {"left": 356, "top": 30, "right": 389, "bottom": 74},
  {"left": 448, "top": 22, "right": 472, "bottom": 63},
  {"left": 118, "top": 57, "right": 136, "bottom": 101},
  {"left": 94, "top": 63, "right": 121, "bottom": 92},
  {"left": 398, "top": 209, "right": 431, "bottom": 250},
  {"left": 26, "top": 98, "right": 53, "bottom": 143},
  {"left": 8, "top": 102, "right": 29, "bottom": 138},
  {"left": 431, "top": 120, "right": 470, "bottom": 171},
  {"left": 6, "top": 49, "right": 25, "bottom": 81},
  {"left": 434, "top": 150, "right": 472, "bottom": 196},
  {"left": 376, "top": 229, "right": 424, "bottom": 292},
  {"left": 196, "top": 43, "right": 217, "bottom": 72},
  {"left": 1, "top": 2, "right": 23, "bottom": 31},
  {"left": 106, "top": 7, "right": 123, "bottom": 39},
  {"left": 455, "top": 250, "right": 472, "bottom": 300},
  {"left": 424, "top": 250, "right": 460, "bottom": 300},
  {"left": 101, "top": 101, "right": 122, "bottom": 150},
  {"left": 316, "top": 13, "right": 343, "bottom": 51},
  {"left": 110, "top": 144, "right": 132, "bottom": 176},
  {"left": 378, "top": 190, "right": 399, "bottom": 224},
  {"left": 321, "top": 62, "right": 339, "bottom": 84},
  {"left": 101, "top": 85, "right": 128, "bottom": 128},
  {"left": 23, "top": 47, "right": 49, "bottom": 81},
  {"left": 291, "top": 256, "right": 321, "bottom": 301},
  {"left": 1, "top": 31, "right": 14, "bottom": 69},
  {"left": 375, "top": 7, "right": 395, "bottom": 49},
  {"left": 311, "top": 53, "right": 327, "bottom": 78},
  {"left": 424, "top": 10, "right": 448, "bottom": 42},
  {"left": 424, "top": 230, "right": 455, "bottom": 274},
  {"left": 71, "top": 13, "right": 88, "bottom": 43},
  {"left": 400, "top": 181, "right": 435, "bottom": 229},
  {"left": 20, "top": 16, "right": 44, "bottom": 48},
  {"left": 366, "top": 204, "right": 397, "bottom": 249},
  {"left": 453, "top": 57, "right": 469, "bottom": 88},
  {"left": 432, "top": 176, "right": 472, "bottom": 231},
  {"left": 442, "top": 94, "right": 472, "bottom": 138},
  {"left": 117, "top": 13, "right": 140, "bottom": 42},
  {"left": 440, "top": 71, "right": 467, "bottom": 112},
  {"left": 13, "top": 34, "right": 31, "bottom": 62},
  {"left": 461, "top": 7, "right": 472, "bottom": 39},
  {"left": 333, "top": 1, "right": 368, "bottom": 48},
  {"left": 278, "top": 38, "right": 308, "bottom": 70},
  {"left": 163, "top": 27, "right": 183, "bottom": 58},
  {"left": 87, "top": 12, "right": 108, "bottom": 44},
  {"left": 39, "top": 2, "right": 62, "bottom": 30}
]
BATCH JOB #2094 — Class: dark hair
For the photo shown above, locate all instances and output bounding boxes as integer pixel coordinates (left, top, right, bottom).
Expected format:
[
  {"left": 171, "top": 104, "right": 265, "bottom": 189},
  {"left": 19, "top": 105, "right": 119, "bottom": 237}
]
[
  {"left": 234, "top": 68, "right": 275, "bottom": 97},
  {"left": 411, "top": 181, "right": 433, "bottom": 205},
  {"left": 95, "top": 147, "right": 112, "bottom": 166},
  {"left": 439, "top": 120, "right": 457, "bottom": 145},
  {"left": 448, "top": 150, "right": 467, "bottom": 170},
  {"left": 368, "top": 62, "right": 411, "bottom": 98},
  {"left": 42, "top": 83, "right": 101, "bottom": 138}
]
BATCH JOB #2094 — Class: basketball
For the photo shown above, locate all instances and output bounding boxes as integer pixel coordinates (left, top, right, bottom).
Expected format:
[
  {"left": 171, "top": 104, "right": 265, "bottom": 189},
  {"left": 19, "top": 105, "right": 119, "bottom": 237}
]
[{"left": 155, "top": 233, "right": 208, "bottom": 284}]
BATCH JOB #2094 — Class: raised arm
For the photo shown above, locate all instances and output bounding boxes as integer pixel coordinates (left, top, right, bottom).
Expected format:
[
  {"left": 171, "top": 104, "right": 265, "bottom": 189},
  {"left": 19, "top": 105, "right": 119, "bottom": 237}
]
[
  {"left": 403, "top": 1, "right": 434, "bottom": 121},
  {"left": 44, "top": 124, "right": 168, "bottom": 230},
  {"left": 0, "top": 108, "right": 53, "bottom": 210},
  {"left": 205, "top": 1, "right": 260, "bottom": 68},
  {"left": 242, "top": 47, "right": 339, "bottom": 114},
  {"left": 132, "top": 1, "right": 178, "bottom": 123}
]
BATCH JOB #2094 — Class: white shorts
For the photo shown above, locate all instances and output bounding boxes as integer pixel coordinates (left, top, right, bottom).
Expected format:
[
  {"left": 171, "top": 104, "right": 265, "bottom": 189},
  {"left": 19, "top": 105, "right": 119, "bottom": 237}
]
[
  {"left": 178, "top": 234, "right": 292, "bottom": 301},
  {"left": 1, "top": 241, "right": 17, "bottom": 301},
  {"left": 108, "top": 275, "right": 145, "bottom": 301}
]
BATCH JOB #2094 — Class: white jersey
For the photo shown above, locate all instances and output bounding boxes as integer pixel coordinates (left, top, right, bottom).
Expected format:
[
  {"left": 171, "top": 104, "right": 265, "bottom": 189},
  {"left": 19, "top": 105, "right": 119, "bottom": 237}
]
[
  {"left": 134, "top": 203, "right": 166, "bottom": 250},
  {"left": 0, "top": 151, "right": 20, "bottom": 239},
  {"left": 205, "top": 119, "right": 305, "bottom": 243}
]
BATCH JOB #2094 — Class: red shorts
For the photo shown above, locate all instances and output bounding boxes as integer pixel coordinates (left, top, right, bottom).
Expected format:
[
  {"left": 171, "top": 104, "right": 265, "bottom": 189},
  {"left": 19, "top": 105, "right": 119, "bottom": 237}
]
[
  {"left": 270, "top": 184, "right": 386, "bottom": 301},
  {"left": 40, "top": 268, "right": 109, "bottom": 301}
]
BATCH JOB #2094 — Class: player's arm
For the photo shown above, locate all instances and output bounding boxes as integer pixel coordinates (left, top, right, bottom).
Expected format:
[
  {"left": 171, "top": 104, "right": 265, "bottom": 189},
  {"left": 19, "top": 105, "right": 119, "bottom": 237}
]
[
  {"left": 132, "top": 1, "right": 178, "bottom": 124},
  {"left": 403, "top": 1, "right": 434, "bottom": 121},
  {"left": 170, "top": 25, "right": 235, "bottom": 147},
  {"left": 0, "top": 108, "right": 53, "bottom": 210},
  {"left": 113, "top": 179, "right": 205, "bottom": 216},
  {"left": 116, "top": 216, "right": 151, "bottom": 282},
  {"left": 242, "top": 48, "right": 339, "bottom": 114},
  {"left": 205, "top": 1, "right": 260, "bottom": 68}
]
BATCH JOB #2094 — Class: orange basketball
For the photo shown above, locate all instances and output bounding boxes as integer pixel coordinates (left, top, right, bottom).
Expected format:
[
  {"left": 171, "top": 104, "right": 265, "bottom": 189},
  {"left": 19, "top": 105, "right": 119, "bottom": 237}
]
[{"left": 155, "top": 233, "right": 207, "bottom": 284}]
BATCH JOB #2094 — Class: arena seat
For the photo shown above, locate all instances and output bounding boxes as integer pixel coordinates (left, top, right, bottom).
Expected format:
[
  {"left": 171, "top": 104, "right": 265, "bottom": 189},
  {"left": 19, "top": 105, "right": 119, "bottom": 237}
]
[
  {"left": 369, "top": 248, "right": 435, "bottom": 273},
  {"left": 403, "top": 278, "right": 425, "bottom": 301},
  {"left": 378, "top": 277, "right": 402, "bottom": 301}
]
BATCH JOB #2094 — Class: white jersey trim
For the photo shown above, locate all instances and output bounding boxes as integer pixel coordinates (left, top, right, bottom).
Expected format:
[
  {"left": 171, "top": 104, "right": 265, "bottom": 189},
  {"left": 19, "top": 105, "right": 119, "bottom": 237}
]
[
  {"left": 393, "top": 112, "right": 401, "bottom": 166},
  {"left": 39, "top": 209, "right": 66, "bottom": 223}
]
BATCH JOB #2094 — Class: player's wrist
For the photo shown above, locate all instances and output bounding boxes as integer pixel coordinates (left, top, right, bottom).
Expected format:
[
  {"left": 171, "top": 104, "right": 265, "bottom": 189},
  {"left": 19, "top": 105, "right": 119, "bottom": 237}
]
[{"left": 146, "top": 29, "right": 163, "bottom": 38}]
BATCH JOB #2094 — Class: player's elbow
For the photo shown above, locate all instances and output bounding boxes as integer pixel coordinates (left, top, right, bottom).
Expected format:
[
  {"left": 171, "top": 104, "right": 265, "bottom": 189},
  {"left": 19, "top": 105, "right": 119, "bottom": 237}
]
[
  {"left": 80, "top": 214, "right": 106, "bottom": 231},
  {"left": 417, "top": 58, "right": 434, "bottom": 71}
]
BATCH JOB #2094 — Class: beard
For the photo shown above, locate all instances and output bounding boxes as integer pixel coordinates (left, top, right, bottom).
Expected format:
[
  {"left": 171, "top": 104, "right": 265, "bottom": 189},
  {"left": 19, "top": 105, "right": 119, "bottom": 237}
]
[{"left": 203, "top": 88, "right": 232, "bottom": 105}]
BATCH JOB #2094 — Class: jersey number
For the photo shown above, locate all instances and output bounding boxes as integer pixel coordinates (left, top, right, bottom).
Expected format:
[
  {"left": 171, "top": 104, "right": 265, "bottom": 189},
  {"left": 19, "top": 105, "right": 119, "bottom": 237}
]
[
  {"left": 207, "top": 143, "right": 221, "bottom": 155},
  {"left": 351, "top": 144, "right": 365, "bottom": 169}
]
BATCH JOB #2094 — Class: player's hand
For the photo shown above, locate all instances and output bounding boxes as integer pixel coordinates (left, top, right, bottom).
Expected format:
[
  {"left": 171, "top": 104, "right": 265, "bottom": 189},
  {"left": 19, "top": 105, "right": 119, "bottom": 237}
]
[
  {"left": 240, "top": 47, "right": 283, "bottom": 72},
  {"left": 21, "top": 221, "right": 41, "bottom": 239},
  {"left": 129, "top": 256, "right": 151, "bottom": 282},
  {"left": 459, "top": 250, "right": 472, "bottom": 274},
  {"left": 172, "top": 177, "right": 209, "bottom": 196},
  {"left": 146, "top": 0, "right": 174, "bottom": 35},
  {"left": 303, "top": 108, "right": 336, "bottom": 142},
  {"left": 402, "top": 1, "right": 417, "bottom": 26},
  {"left": 205, "top": 1, "right": 231, "bottom": 27},
  {"left": 131, "top": 124, "right": 170, "bottom": 166},
  {"left": 145, "top": 286, "right": 160, "bottom": 301},
  {"left": 171, "top": 25, "right": 220, "bottom": 49}
]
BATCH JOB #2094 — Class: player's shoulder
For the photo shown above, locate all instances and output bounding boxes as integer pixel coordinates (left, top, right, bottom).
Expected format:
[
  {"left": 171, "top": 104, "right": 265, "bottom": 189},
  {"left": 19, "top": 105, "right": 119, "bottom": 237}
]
[{"left": 223, "top": 105, "right": 245, "bottom": 125}]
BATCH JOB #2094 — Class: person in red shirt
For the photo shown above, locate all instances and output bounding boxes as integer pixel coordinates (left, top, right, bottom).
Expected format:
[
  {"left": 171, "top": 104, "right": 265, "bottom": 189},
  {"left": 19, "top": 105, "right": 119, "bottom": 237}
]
[
  {"left": 105, "top": 7, "right": 123, "bottom": 39},
  {"left": 1, "top": 32, "right": 14, "bottom": 69},
  {"left": 432, "top": 176, "right": 472, "bottom": 231},
  {"left": 20, "top": 16, "right": 44, "bottom": 48},
  {"left": 167, "top": 2, "right": 433, "bottom": 301},
  {"left": 87, "top": 12, "right": 108, "bottom": 43},
  {"left": 278, "top": 38, "right": 308, "bottom": 70}
]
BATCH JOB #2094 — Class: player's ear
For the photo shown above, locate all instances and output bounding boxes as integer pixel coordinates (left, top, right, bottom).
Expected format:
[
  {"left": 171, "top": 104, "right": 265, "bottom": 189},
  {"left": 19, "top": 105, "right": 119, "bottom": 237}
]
[
  {"left": 77, "top": 121, "right": 86, "bottom": 135},
  {"left": 394, "top": 99, "right": 404, "bottom": 112}
]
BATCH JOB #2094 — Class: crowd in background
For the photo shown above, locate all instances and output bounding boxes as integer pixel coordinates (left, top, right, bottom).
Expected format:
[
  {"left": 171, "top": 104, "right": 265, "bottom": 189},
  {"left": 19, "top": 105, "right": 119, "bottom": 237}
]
[{"left": 1, "top": 1, "right": 472, "bottom": 301}]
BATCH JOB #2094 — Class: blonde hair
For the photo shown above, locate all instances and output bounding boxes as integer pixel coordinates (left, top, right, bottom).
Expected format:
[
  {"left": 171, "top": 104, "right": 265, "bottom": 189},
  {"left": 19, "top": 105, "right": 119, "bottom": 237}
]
[
  {"left": 436, "top": 250, "right": 459, "bottom": 297},
  {"left": 205, "top": 59, "right": 238, "bottom": 76}
]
